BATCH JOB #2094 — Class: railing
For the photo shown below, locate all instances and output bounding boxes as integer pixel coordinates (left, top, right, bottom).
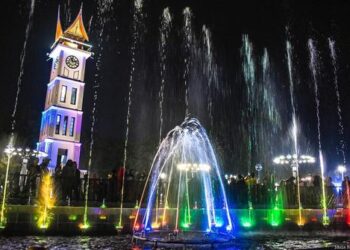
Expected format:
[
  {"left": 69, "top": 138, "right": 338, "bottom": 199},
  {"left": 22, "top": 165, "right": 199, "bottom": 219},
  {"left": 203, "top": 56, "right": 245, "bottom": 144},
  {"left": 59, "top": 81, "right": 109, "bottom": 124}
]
[
  {"left": 0, "top": 173, "right": 146, "bottom": 207},
  {"left": 225, "top": 183, "right": 340, "bottom": 209},
  {"left": 0, "top": 174, "right": 345, "bottom": 209}
]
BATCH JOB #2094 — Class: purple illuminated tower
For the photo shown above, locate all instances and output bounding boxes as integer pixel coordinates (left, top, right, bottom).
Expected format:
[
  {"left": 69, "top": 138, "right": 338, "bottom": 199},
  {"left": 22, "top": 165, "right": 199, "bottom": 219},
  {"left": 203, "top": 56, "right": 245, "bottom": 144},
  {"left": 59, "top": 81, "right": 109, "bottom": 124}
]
[{"left": 37, "top": 6, "right": 92, "bottom": 169}]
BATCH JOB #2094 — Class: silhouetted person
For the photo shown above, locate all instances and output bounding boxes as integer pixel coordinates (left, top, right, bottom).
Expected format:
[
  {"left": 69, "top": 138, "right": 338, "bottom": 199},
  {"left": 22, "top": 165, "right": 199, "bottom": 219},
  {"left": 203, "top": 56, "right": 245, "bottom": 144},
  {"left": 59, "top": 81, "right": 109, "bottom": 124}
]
[
  {"left": 54, "top": 164, "right": 62, "bottom": 200},
  {"left": 61, "top": 160, "right": 75, "bottom": 202},
  {"left": 26, "top": 157, "right": 40, "bottom": 195},
  {"left": 72, "top": 161, "right": 81, "bottom": 201},
  {"left": 237, "top": 174, "right": 246, "bottom": 207},
  {"left": 39, "top": 158, "right": 50, "bottom": 175},
  {"left": 342, "top": 176, "right": 350, "bottom": 208}
]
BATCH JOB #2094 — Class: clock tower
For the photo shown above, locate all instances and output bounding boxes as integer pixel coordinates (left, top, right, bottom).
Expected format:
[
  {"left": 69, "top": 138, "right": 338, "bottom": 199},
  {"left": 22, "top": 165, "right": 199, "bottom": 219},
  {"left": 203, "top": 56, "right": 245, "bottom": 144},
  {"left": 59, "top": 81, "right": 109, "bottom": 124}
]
[{"left": 37, "top": 5, "right": 92, "bottom": 169}]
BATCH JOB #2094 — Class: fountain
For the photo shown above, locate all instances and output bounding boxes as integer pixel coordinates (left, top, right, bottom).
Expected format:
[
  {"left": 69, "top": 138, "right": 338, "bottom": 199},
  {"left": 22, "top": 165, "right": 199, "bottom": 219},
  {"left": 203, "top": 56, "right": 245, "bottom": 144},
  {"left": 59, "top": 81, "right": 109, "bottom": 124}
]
[
  {"left": 158, "top": 7, "right": 172, "bottom": 143},
  {"left": 183, "top": 7, "right": 193, "bottom": 116},
  {"left": 328, "top": 38, "right": 346, "bottom": 164},
  {"left": 133, "top": 118, "right": 233, "bottom": 246},
  {"left": 118, "top": 0, "right": 144, "bottom": 229},
  {"left": 81, "top": 0, "right": 114, "bottom": 231},
  {"left": 308, "top": 39, "right": 329, "bottom": 225}
]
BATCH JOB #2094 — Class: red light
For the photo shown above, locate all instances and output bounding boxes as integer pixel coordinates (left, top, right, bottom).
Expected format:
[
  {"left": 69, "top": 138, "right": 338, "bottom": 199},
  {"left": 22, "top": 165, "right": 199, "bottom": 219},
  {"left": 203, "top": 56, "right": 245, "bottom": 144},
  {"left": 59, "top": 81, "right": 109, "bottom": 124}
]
[{"left": 134, "top": 224, "right": 140, "bottom": 231}]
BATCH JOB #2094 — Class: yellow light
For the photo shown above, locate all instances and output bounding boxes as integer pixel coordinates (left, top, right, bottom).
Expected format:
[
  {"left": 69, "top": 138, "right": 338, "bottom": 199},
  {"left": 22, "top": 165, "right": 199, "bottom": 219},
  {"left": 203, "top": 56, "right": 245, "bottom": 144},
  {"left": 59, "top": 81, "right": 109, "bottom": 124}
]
[
  {"left": 79, "top": 223, "right": 90, "bottom": 230},
  {"left": 37, "top": 174, "right": 55, "bottom": 230},
  {"left": 151, "top": 222, "right": 160, "bottom": 229},
  {"left": 99, "top": 215, "right": 107, "bottom": 220}
]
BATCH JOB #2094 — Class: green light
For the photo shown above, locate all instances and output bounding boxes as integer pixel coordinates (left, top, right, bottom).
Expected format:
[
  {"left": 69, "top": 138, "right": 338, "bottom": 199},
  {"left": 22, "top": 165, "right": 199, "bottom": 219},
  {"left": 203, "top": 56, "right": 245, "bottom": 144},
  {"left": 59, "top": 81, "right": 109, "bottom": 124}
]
[
  {"left": 68, "top": 215, "right": 78, "bottom": 221},
  {"left": 241, "top": 208, "right": 255, "bottom": 228},
  {"left": 181, "top": 222, "right": 190, "bottom": 229},
  {"left": 267, "top": 208, "right": 283, "bottom": 227},
  {"left": 322, "top": 215, "right": 330, "bottom": 226},
  {"left": 242, "top": 221, "right": 252, "bottom": 228}
]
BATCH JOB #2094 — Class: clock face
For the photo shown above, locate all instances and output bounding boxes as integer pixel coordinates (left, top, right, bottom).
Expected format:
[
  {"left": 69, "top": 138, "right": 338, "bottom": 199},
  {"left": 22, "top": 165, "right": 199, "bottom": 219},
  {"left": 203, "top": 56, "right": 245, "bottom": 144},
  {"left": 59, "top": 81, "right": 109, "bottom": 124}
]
[{"left": 65, "top": 55, "right": 79, "bottom": 69}]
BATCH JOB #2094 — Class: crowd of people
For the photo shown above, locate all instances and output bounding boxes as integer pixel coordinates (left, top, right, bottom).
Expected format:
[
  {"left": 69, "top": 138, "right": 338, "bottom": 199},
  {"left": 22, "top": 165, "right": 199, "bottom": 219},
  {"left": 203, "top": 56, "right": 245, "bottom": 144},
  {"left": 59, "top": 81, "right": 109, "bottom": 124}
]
[
  {"left": 225, "top": 172, "right": 349, "bottom": 209},
  {"left": 2, "top": 158, "right": 350, "bottom": 209},
  {"left": 3, "top": 157, "right": 147, "bottom": 205}
]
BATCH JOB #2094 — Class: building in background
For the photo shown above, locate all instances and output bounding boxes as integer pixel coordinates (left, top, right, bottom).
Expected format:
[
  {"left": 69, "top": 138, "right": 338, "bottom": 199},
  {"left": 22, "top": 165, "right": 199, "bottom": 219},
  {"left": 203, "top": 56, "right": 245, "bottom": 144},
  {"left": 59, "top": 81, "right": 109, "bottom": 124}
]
[{"left": 37, "top": 5, "right": 92, "bottom": 169}]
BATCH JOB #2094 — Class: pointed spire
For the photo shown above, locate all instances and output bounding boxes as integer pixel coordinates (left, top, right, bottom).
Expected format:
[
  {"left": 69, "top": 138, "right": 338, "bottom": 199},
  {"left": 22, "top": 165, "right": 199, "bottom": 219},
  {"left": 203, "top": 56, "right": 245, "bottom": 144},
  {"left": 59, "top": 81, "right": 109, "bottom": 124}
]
[
  {"left": 55, "top": 5, "right": 63, "bottom": 42},
  {"left": 63, "top": 2, "right": 89, "bottom": 42}
]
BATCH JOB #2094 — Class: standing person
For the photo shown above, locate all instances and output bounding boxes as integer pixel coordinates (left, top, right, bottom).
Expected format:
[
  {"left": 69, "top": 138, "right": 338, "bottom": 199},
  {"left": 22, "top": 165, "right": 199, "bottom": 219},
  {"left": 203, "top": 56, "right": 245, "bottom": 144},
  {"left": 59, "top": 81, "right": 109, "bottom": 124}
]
[
  {"left": 61, "top": 160, "right": 75, "bottom": 202},
  {"left": 72, "top": 161, "right": 81, "bottom": 201},
  {"left": 39, "top": 158, "right": 51, "bottom": 176},
  {"left": 26, "top": 157, "right": 40, "bottom": 197},
  {"left": 54, "top": 164, "right": 62, "bottom": 203}
]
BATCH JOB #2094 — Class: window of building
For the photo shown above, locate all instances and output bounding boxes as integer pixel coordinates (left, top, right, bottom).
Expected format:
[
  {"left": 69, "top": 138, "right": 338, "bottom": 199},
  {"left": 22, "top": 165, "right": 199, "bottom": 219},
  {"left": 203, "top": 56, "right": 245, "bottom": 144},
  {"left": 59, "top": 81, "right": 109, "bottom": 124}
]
[
  {"left": 69, "top": 117, "right": 75, "bottom": 137},
  {"left": 62, "top": 116, "right": 68, "bottom": 135},
  {"left": 71, "top": 88, "right": 77, "bottom": 105},
  {"left": 73, "top": 71, "right": 79, "bottom": 80},
  {"left": 60, "top": 85, "right": 67, "bottom": 102},
  {"left": 55, "top": 115, "right": 61, "bottom": 134}
]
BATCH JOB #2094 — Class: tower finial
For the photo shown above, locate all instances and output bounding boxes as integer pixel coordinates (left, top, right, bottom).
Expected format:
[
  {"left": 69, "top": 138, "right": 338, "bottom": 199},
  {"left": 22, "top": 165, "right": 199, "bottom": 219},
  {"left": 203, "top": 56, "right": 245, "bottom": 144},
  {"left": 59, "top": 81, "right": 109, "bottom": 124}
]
[
  {"left": 55, "top": 5, "right": 63, "bottom": 42},
  {"left": 62, "top": 2, "right": 89, "bottom": 42}
]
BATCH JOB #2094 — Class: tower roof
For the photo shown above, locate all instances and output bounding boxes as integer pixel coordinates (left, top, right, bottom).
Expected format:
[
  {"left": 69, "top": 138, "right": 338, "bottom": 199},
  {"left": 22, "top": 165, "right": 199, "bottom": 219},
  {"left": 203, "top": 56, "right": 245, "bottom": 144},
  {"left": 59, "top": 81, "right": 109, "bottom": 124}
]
[
  {"left": 63, "top": 4, "right": 89, "bottom": 42},
  {"left": 55, "top": 6, "right": 63, "bottom": 42}
]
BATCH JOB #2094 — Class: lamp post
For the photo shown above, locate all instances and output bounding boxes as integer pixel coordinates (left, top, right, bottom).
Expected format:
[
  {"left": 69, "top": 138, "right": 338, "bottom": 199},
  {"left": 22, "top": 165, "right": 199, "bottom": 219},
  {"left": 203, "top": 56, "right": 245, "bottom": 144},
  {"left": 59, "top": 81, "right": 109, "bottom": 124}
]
[
  {"left": 273, "top": 154, "right": 315, "bottom": 177},
  {"left": 272, "top": 153, "right": 315, "bottom": 226},
  {"left": 338, "top": 165, "right": 346, "bottom": 180},
  {"left": 255, "top": 164, "right": 263, "bottom": 183}
]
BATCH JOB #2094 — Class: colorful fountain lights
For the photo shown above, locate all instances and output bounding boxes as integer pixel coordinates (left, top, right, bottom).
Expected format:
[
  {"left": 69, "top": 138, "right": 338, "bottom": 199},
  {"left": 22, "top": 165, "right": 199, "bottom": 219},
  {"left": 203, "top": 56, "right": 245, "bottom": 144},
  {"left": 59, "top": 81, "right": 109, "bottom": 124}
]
[
  {"left": 37, "top": 174, "right": 55, "bottom": 229},
  {"left": 134, "top": 118, "right": 233, "bottom": 240}
]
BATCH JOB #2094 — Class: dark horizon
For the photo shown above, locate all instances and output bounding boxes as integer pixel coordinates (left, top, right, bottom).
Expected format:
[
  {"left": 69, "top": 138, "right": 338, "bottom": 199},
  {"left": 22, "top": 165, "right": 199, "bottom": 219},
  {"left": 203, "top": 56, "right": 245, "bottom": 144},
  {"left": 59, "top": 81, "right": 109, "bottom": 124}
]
[{"left": 1, "top": 0, "right": 350, "bottom": 178}]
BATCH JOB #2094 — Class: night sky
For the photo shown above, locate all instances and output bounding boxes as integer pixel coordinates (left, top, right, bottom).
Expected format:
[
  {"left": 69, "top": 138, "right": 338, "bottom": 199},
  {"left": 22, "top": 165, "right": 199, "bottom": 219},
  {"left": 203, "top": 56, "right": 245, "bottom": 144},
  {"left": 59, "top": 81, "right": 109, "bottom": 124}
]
[{"left": 1, "top": 0, "right": 350, "bottom": 178}]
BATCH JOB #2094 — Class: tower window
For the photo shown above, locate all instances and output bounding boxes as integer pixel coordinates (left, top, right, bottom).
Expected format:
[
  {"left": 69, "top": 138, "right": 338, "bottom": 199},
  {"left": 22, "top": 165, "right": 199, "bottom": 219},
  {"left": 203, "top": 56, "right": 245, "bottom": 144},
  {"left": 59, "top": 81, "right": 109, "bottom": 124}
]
[
  {"left": 62, "top": 116, "right": 68, "bottom": 135},
  {"left": 55, "top": 115, "right": 61, "bottom": 134},
  {"left": 60, "top": 85, "right": 67, "bottom": 102},
  {"left": 71, "top": 88, "right": 77, "bottom": 105},
  {"left": 69, "top": 117, "right": 75, "bottom": 137}
]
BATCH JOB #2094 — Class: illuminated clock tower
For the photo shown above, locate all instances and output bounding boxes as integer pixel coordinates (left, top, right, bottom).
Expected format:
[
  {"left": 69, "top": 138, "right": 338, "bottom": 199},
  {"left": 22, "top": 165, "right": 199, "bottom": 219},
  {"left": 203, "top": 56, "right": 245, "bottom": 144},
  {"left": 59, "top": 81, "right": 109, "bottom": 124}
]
[{"left": 37, "top": 5, "right": 92, "bottom": 169}]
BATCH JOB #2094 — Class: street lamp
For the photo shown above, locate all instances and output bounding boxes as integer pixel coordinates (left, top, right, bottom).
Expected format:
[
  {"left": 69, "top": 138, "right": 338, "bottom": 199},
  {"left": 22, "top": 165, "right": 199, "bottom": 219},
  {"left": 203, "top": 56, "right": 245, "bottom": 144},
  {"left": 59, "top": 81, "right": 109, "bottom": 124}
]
[
  {"left": 273, "top": 153, "right": 315, "bottom": 226},
  {"left": 338, "top": 165, "right": 346, "bottom": 180},
  {"left": 255, "top": 164, "right": 263, "bottom": 183},
  {"left": 273, "top": 154, "right": 316, "bottom": 177}
]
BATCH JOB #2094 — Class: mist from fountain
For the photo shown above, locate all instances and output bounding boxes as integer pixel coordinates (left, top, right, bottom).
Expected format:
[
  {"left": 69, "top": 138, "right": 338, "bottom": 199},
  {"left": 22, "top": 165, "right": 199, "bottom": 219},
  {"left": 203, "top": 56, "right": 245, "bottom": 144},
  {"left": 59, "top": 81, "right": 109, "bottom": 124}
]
[
  {"left": 158, "top": 7, "right": 172, "bottom": 144},
  {"left": 241, "top": 35, "right": 255, "bottom": 175},
  {"left": 202, "top": 25, "right": 217, "bottom": 130},
  {"left": 286, "top": 38, "right": 303, "bottom": 225},
  {"left": 133, "top": 118, "right": 233, "bottom": 243},
  {"left": 183, "top": 7, "right": 193, "bottom": 116},
  {"left": 240, "top": 35, "right": 256, "bottom": 227},
  {"left": 81, "top": 0, "right": 114, "bottom": 230},
  {"left": 328, "top": 38, "right": 346, "bottom": 164},
  {"left": 63, "top": 0, "right": 72, "bottom": 24},
  {"left": 118, "top": 0, "right": 144, "bottom": 228},
  {"left": 308, "top": 39, "right": 329, "bottom": 225},
  {"left": 0, "top": 0, "right": 36, "bottom": 229}
]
